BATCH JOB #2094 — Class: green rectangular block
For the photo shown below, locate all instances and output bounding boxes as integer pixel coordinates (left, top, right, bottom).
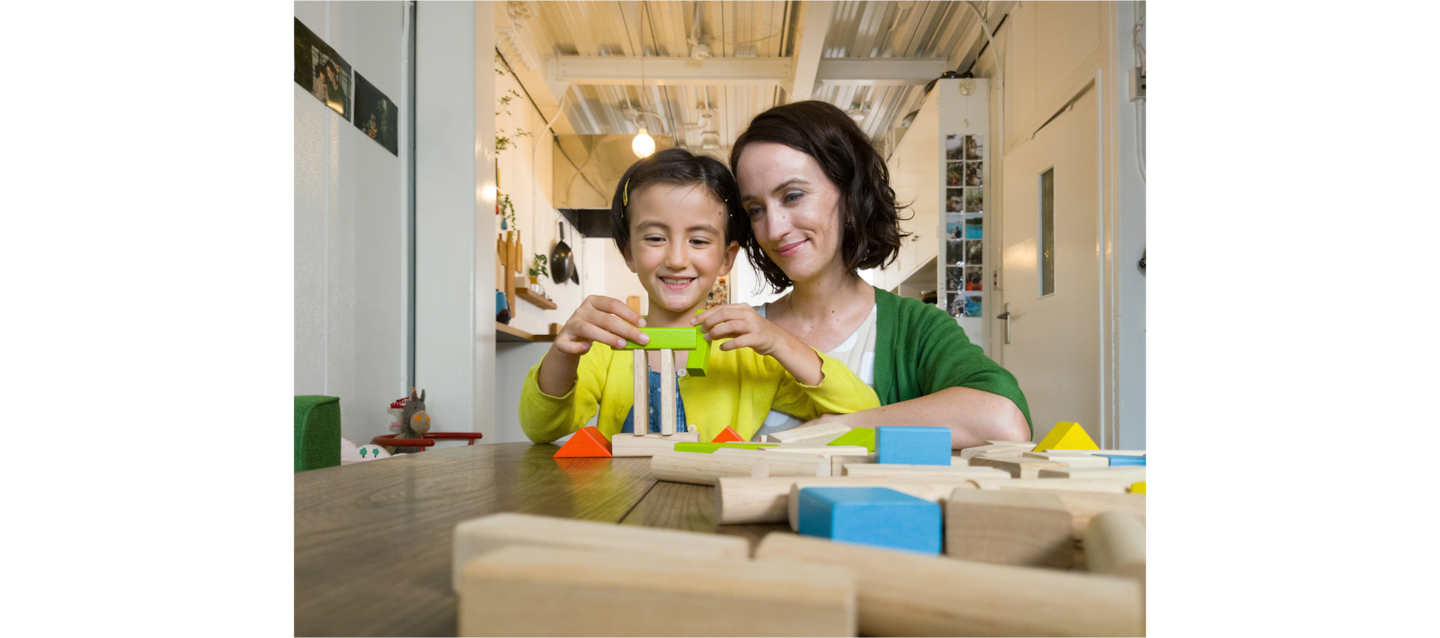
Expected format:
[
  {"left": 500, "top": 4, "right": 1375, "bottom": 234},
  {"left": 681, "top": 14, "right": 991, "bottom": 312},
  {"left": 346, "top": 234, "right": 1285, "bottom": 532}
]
[
  {"left": 827, "top": 426, "right": 876, "bottom": 453},
  {"left": 686, "top": 332, "right": 711, "bottom": 377},
  {"left": 622, "top": 327, "right": 699, "bottom": 350},
  {"left": 673, "top": 442, "right": 779, "bottom": 454}
]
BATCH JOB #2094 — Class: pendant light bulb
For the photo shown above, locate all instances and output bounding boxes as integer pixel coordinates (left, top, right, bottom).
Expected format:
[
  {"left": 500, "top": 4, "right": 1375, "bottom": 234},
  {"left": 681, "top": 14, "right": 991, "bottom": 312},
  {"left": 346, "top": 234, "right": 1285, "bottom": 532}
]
[{"left": 632, "top": 127, "right": 655, "bottom": 158}]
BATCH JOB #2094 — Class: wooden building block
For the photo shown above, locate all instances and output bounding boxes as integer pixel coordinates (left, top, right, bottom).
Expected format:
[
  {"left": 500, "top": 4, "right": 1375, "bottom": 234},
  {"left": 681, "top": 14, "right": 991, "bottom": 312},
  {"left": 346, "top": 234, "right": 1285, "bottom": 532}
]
[
  {"left": 968, "top": 477, "right": 1136, "bottom": 494},
  {"left": 622, "top": 327, "right": 699, "bottom": 350},
  {"left": 769, "top": 422, "right": 852, "bottom": 445},
  {"left": 715, "top": 476, "right": 982, "bottom": 525},
  {"left": 673, "top": 442, "right": 776, "bottom": 453},
  {"left": 945, "top": 489, "right": 1073, "bottom": 568},
  {"left": 711, "top": 425, "right": 745, "bottom": 443},
  {"left": 1082, "top": 515, "right": 1146, "bottom": 638},
  {"left": 1033, "top": 422, "right": 1100, "bottom": 452},
  {"left": 986, "top": 440, "right": 1037, "bottom": 451},
  {"left": 796, "top": 487, "right": 942, "bottom": 555},
  {"left": 764, "top": 445, "right": 871, "bottom": 476},
  {"left": 632, "top": 350, "right": 648, "bottom": 434},
  {"left": 551, "top": 426, "right": 612, "bottom": 458},
  {"left": 1039, "top": 466, "right": 1146, "bottom": 482},
  {"left": 754, "top": 533, "right": 1144, "bottom": 637},
  {"left": 843, "top": 463, "right": 1011, "bottom": 480},
  {"left": 1023, "top": 451, "right": 1110, "bottom": 467},
  {"left": 827, "top": 426, "right": 876, "bottom": 452},
  {"left": 685, "top": 326, "right": 711, "bottom": 377},
  {"left": 659, "top": 349, "right": 676, "bottom": 435},
  {"left": 458, "top": 545, "right": 856, "bottom": 636},
  {"left": 876, "top": 426, "right": 952, "bottom": 465},
  {"left": 653, "top": 449, "right": 827, "bottom": 485},
  {"left": 1098, "top": 453, "right": 1146, "bottom": 466},
  {"left": 969, "top": 456, "right": 1068, "bottom": 479},
  {"left": 450, "top": 513, "right": 748, "bottom": 591},
  {"left": 959, "top": 443, "right": 1031, "bottom": 460},
  {"left": 609, "top": 431, "right": 700, "bottom": 457}
]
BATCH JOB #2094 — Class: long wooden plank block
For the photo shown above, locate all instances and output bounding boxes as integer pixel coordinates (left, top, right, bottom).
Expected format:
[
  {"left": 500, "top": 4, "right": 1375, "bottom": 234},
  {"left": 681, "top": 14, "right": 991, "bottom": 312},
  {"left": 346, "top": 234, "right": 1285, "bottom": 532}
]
[
  {"left": 451, "top": 513, "right": 748, "bottom": 591},
  {"left": 659, "top": 349, "right": 676, "bottom": 435},
  {"left": 969, "top": 456, "right": 1068, "bottom": 478},
  {"left": 959, "top": 443, "right": 1032, "bottom": 460},
  {"left": 1082, "top": 512, "right": 1152, "bottom": 638},
  {"left": 761, "top": 445, "right": 872, "bottom": 475},
  {"left": 945, "top": 489, "right": 1073, "bottom": 568},
  {"left": 753, "top": 533, "right": 1144, "bottom": 637},
  {"left": 633, "top": 350, "right": 648, "bottom": 433},
  {"left": 716, "top": 476, "right": 982, "bottom": 525},
  {"left": 1038, "top": 466, "right": 1147, "bottom": 482},
  {"left": 610, "top": 431, "right": 700, "bottom": 457},
  {"left": 769, "top": 422, "right": 852, "bottom": 445},
  {"left": 966, "top": 477, "right": 1135, "bottom": 494},
  {"left": 653, "top": 449, "right": 827, "bottom": 485},
  {"left": 458, "top": 545, "right": 856, "bottom": 636},
  {"left": 1023, "top": 451, "right": 1111, "bottom": 467},
  {"left": 843, "top": 463, "right": 1012, "bottom": 479}
]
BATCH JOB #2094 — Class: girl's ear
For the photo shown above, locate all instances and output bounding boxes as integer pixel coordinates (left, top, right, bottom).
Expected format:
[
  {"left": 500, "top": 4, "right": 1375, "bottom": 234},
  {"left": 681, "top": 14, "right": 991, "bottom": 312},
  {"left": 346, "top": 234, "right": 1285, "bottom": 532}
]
[
  {"left": 718, "top": 240, "right": 740, "bottom": 277},
  {"left": 621, "top": 243, "right": 637, "bottom": 274}
]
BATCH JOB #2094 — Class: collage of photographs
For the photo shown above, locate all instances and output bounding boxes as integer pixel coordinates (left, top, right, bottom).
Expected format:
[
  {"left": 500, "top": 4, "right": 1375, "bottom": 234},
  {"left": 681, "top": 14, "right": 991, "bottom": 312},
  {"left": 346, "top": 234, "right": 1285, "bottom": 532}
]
[
  {"left": 295, "top": 18, "right": 400, "bottom": 156},
  {"left": 944, "top": 134, "right": 984, "bottom": 319}
]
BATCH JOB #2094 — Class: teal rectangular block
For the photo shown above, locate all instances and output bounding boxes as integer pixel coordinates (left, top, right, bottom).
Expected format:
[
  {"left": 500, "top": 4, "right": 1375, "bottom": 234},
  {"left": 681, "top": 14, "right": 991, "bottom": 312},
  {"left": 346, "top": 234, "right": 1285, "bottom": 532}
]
[
  {"left": 796, "top": 487, "right": 942, "bottom": 555},
  {"left": 1098, "top": 454, "right": 1146, "bottom": 466},
  {"left": 875, "top": 426, "right": 950, "bottom": 465}
]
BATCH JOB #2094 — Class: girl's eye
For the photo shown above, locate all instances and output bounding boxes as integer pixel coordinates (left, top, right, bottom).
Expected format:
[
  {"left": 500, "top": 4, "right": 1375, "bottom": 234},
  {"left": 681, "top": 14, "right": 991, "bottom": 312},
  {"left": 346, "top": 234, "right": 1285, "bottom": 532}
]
[
  {"left": 644, "top": 236, "right": 664, "bottom": 244},
  {"left": 690, "top": 238, "right": 711, "bottom": 247}
]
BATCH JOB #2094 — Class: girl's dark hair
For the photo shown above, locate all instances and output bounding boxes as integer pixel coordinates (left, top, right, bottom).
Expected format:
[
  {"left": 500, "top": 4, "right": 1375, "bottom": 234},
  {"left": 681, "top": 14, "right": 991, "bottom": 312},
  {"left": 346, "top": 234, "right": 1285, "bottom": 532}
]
[
  {"left": 610, "top": 148, "right": 746, "bottom": 257},
  {"left": 729, "top": 100, "right": 907, "bottom": 292}
]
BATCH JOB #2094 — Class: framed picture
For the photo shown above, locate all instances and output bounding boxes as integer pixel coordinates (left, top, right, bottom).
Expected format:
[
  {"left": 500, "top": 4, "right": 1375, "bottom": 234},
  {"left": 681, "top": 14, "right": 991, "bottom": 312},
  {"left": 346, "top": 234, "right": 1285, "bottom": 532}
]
[
  {"left": 946, "top": 135, "right": 964, "bottom": 161},
  {"left": 946, "top": 240, "right": 964, "bottom": 266},
  {"left": 965, "top": 266, "right": 983, "bottom": 291},
  {"left": 965, "top": 187, "right": 983, "bottom": 213},
  {"left": 947, "top": 163, "right": 964, "bottom": 186},
  {"left": 946, "top": 188, "right": 965, "bottom": 213},
  {"left": 964, "top": 240, "right": 983, "bottom": 266},
  {"left": 965, "top": 161, "right": 983, "bottom": 187},
  {"left": 354, "top": 72, "right": 399, "bottom": 155},
  {"left": 964, "top": 216, "right": 983, "bottom": 239},
  {"left": 965, "top": 135, "right": 983, "bottom": 161},
  {"left": 963, "top": 293, "right": 983, "bottom": 318}
]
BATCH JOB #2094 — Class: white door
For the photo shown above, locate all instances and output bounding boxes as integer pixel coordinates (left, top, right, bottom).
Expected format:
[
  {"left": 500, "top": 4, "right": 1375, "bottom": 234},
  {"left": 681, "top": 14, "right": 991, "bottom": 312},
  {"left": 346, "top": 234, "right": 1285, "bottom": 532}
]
[{"left": 999, "top": 88, "right": 1101, "bottom": 445}]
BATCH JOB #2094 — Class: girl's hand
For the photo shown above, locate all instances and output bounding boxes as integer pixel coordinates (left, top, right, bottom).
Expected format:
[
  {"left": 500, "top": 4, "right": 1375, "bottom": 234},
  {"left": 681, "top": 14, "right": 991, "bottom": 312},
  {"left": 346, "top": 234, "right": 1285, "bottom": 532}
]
[
  {"left": 552, "top": 295, "right": 649, "bottom": 356},
  {"left": 692, "top": 304, "right": 790, "bottom": 357}
]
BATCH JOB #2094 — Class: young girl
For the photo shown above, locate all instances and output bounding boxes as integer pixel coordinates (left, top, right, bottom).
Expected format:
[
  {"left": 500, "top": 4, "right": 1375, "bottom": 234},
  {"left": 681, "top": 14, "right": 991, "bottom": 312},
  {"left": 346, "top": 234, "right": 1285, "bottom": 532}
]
[{"left": 519, "top": 149, "right": 878, "bottom": 444}]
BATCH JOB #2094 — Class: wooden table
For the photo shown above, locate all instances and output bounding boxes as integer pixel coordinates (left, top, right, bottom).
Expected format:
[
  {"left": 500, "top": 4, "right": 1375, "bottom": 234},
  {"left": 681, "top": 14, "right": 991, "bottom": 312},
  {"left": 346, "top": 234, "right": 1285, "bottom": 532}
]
[{"left": 295, "top": 442, "right": 786, "bottom": 637}]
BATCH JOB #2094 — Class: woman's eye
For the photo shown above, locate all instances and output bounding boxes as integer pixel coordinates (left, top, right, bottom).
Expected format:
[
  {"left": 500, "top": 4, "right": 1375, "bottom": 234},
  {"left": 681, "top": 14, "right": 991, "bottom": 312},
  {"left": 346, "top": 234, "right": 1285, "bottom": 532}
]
[
  {"left": 746, "top": 205, "right": 763, "bottom": 217},
  {"left": 784, "top": 191, "right": 803, "bottom": 203}
]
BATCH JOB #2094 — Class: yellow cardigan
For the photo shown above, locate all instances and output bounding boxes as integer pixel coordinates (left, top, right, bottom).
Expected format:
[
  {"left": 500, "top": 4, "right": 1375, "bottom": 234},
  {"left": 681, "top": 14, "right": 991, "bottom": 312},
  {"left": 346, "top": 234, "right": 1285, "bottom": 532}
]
[{"left": 519, "top": 339, "right": 880, "bottom": 444}]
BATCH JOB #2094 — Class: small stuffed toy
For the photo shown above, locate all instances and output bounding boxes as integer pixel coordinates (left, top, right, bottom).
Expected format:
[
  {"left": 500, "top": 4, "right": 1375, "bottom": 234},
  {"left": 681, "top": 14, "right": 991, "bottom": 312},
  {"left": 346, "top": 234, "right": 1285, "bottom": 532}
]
[{"left": 385, "top": 388, "right": 431, "bottom": 454}]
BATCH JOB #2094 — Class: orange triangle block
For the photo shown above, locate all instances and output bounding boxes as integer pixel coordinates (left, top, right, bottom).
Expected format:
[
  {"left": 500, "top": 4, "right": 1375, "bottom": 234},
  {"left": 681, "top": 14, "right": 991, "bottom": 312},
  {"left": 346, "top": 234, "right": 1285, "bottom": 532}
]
[
  {"left": 553, "top": 426, "right": 613, "bottom": 458},
  {"left": 711, "top": 426, "right": 745, "bottom": 443}
]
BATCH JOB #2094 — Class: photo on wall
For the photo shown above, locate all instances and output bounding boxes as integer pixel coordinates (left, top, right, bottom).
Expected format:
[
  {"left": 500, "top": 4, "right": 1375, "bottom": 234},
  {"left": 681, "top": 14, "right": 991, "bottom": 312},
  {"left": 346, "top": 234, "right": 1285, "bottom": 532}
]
[
  {"left": 946, "top": 266, "right": 963, "bottom": 291},
  {"left": 946, "top": 239, "right": 964, "bottom": 266},
  {"left": 946, "top": 220, "right": 966, "bottom": 240},
  {"left": 963, "top": 293, "right": 983, "bottom": 318},
  {"left": 964, "top": 216, "right": 983, "bottom": 239},
  {"left": 353, "top": 72, "right": 399, "bottom": 155},
  {"left": 965, "top": 161, "right": 983, "bottom": 187},
  {"left": 965, "top": 187, "right": 983, "bottom": 213},
  {"left": 299, "top": 24, "right": 352, "bottom": 121},
  {"left": 946, "top": 188, "right": 965, "bottom": 213},
  {"left": 964, "top": 240, "right": 983, "bottom": 265},
  {"left": 947, "top": 292, "right": 965, "bottom": 318},
  {"left": 966, "top": 134, "right": 983, "bottom": 161},
  {"left": 947, "top": 163, "right": 963, "bottom": 186},
  {"left": 965, "top": 266, "right": 983, "bottom": 291},
  {"left": 946, "top": 135, "right": 964, "bottom": 161}
]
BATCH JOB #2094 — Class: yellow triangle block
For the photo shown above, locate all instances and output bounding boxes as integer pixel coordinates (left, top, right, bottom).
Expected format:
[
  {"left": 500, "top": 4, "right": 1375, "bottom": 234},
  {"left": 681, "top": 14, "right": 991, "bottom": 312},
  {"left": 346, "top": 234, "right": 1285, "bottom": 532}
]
[{"left": 1033, "top": 422, "right": 1099, "bottom": 452}]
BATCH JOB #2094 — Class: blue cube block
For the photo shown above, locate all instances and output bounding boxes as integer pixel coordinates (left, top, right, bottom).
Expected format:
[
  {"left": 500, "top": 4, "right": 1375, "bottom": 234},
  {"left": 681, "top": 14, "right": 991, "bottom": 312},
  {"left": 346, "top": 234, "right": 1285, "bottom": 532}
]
[
  {"left": 796, "top": 487, "right": 942, "bottom": 555},
  {"left": 875, "top": 426, "right": 951, "bottom": 465},
  {"left": 1098, "top": 454, "right": 1145, "bottom": 466}
]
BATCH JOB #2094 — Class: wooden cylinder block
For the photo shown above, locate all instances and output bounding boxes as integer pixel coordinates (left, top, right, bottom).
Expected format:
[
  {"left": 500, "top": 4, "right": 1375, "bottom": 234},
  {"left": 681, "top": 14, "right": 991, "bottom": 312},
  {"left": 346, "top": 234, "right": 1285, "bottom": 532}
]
[
  {"left": 753, "top": 533, "right": 1144, "bottom": 637},
  {"left": 1084, "top": 511, "right": 1146, "bottom": 582}
]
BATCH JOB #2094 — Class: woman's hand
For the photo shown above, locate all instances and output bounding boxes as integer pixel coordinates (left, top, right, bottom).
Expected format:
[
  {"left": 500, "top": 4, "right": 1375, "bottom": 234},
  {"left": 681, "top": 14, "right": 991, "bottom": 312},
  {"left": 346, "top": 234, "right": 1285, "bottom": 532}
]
[
  {"left": 552, "top": 295, "right": 649, "bottom": 355},
  {"left": 693, "top": 304, "right": 822, "bottom": 385}
]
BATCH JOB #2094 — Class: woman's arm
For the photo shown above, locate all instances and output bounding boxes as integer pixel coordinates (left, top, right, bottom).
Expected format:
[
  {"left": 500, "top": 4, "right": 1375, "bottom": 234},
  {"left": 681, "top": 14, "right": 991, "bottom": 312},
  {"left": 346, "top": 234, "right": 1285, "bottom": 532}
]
[{"left": 802, "top": 386, "right": 1029, "bottom": 449}]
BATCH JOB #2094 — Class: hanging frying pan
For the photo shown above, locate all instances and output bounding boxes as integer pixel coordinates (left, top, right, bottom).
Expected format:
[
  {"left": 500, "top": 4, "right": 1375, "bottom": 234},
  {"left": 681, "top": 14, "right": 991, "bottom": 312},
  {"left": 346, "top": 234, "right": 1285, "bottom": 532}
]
[{"left": 551, "top": 220, "right": 575, "bottom": 285}]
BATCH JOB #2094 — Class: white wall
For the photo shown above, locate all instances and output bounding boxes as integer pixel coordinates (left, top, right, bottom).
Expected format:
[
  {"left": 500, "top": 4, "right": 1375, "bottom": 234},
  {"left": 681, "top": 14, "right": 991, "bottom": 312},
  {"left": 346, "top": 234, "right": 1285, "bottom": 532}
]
[
  {"left": 294, "top": 1, "right": 409, "bottom": 446},
  {"left": 1112, "top": 1, "right": 1146, "bottom": 449}
]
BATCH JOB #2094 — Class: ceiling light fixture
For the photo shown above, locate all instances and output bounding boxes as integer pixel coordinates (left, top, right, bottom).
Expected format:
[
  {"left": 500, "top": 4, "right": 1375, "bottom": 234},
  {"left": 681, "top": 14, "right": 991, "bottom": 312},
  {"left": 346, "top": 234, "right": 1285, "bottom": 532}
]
[{"left": 632, "top": 5, "right": 655, "bottom": 158}]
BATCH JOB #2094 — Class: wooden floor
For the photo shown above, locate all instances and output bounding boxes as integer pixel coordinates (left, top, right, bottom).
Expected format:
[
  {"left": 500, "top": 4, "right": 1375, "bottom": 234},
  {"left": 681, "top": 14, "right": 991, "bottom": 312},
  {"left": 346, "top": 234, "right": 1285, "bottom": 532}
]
[{"left": 294, "top": 442, "right": 786, "bottom": 637}]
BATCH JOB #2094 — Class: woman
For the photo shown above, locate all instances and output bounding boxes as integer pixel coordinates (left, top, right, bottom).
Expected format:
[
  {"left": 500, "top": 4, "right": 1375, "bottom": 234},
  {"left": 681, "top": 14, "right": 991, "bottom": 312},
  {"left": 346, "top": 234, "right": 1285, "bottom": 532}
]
[{"left": 726, "top": 100, "right": 1031, "bottom": 448}]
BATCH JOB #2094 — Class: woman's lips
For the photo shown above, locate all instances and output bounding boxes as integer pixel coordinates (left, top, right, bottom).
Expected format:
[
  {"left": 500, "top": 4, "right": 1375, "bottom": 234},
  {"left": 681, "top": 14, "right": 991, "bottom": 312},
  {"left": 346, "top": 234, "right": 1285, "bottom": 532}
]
[{"left": 777, "top": 240, "right": 807, "bottom": 258}]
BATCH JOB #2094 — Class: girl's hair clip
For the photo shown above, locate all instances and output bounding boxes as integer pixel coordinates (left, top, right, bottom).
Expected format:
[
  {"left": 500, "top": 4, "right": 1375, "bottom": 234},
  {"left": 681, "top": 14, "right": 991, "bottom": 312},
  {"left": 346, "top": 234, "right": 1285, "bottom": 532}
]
[{"left": 623, "top": 177, "right": 630, "bottom": 207}]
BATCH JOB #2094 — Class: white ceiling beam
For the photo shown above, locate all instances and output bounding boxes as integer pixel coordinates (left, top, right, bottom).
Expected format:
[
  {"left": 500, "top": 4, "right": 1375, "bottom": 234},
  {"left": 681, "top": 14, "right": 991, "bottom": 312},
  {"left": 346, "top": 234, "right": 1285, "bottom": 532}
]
[
  {"left": 495, "top": 2, "right": 576, "bottom": 135},
  {"left": 816, "top": 58, "right": 951, "bottom": 85},
  {"left": 554, "top": 56, "right": 793, "bottom": 86},
  {"left": 790, "top": 1, "right": 835, "bottom": 102}
]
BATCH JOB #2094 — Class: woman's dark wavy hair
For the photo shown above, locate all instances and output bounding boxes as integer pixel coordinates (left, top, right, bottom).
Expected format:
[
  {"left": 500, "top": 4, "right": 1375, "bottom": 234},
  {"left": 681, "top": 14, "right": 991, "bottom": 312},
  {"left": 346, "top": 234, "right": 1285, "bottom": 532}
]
[
  {"left": 729, "top": 100, "right": 907, "bottom": 292},
  {"left": 610, "top": 148, "right": 747, "bottom": 258}
]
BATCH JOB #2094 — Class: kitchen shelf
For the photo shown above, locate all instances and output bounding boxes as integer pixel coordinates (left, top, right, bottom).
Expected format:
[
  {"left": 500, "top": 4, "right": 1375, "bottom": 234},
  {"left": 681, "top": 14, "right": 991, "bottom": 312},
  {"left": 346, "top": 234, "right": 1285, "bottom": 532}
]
[
  {"left": 496, "top": 322, "right": 556, "bottom": 343},
  {"left": 516, "top": 288, "right": 556, "bottom": 310}
]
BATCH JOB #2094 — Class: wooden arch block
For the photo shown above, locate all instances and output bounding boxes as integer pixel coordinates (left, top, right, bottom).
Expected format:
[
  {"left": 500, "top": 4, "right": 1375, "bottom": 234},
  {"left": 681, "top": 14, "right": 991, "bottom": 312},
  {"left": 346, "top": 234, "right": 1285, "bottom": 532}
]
[{"left": 552, "top": 426, "right": 612, "bottom": 458}]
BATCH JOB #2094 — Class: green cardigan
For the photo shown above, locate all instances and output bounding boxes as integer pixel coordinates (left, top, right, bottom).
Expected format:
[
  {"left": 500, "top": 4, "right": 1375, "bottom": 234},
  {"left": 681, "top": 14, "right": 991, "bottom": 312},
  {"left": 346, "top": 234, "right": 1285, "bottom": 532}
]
[{"left": 872, "top": 287, "right": 1033, "bottom": 435}]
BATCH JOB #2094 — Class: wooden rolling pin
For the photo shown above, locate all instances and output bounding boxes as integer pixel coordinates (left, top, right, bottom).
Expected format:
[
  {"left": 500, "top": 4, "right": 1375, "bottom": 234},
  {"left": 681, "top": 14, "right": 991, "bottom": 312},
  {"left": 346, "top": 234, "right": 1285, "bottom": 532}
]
[
  {"left": 714, "top": 476, "right": 982, "bottom": 525},
  {"left": 754, "top": 533, "right": 1143, "bottom": 636}
]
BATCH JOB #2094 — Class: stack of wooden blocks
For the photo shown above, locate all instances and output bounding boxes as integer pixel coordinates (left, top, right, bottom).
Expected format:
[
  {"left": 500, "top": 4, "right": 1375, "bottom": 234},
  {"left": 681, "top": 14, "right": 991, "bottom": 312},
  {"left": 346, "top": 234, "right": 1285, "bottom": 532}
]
[{"left": 458, "top": 418, "right": 1147, "bottom": 636}]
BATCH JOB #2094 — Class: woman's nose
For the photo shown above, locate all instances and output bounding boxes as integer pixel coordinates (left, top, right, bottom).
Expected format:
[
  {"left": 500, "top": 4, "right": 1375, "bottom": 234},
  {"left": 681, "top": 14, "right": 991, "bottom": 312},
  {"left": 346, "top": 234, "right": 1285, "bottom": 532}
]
[{"left": 765, "top": 210, "right": 792, "bottom": 242}]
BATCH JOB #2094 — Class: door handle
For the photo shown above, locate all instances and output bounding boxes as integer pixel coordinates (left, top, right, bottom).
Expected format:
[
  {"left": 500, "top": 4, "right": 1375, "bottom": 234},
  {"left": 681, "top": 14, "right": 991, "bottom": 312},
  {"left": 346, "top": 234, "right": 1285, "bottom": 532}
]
[{"left": 996, "top": 303, "right": 1011, "bottom": 345}]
